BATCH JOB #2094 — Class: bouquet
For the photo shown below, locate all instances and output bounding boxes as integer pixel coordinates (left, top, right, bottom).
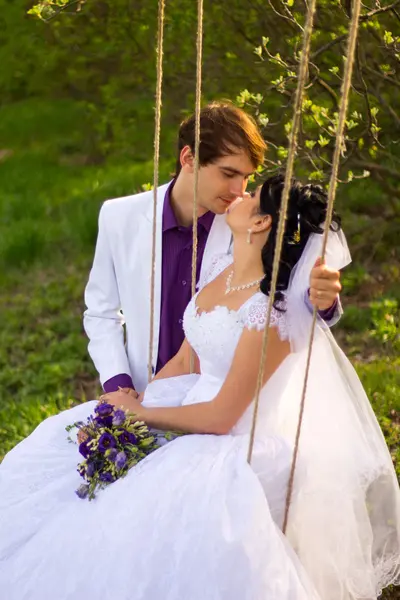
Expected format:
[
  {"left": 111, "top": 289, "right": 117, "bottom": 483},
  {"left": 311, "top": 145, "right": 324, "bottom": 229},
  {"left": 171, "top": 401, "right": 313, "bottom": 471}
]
[{"left": 66, "top": 402, "right": 181, "bottom": 500}]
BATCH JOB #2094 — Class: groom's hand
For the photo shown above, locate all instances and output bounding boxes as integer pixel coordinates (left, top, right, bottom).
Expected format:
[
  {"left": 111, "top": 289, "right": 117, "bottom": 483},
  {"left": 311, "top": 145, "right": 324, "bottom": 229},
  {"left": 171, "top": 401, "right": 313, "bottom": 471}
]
[
  {"left": 77, "top": 428, "right": 89, "bottom": 445},
  {"left": 309, "top": 257, "right": 341, "bottom": 310}
]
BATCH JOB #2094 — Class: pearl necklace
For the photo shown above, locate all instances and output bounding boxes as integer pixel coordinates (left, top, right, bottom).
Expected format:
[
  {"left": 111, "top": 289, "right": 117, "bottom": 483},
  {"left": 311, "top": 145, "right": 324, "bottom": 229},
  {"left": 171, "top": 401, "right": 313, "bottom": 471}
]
[{"left": 225, "top": 270, "right": 263, "bottom": 295}]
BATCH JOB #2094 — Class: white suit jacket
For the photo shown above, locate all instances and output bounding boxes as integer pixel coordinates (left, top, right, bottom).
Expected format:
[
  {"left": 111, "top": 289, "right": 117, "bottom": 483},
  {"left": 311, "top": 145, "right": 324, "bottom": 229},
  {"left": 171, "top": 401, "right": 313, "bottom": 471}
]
[{"left": 84, "top": 182, "right": 233, "bottom": 393}]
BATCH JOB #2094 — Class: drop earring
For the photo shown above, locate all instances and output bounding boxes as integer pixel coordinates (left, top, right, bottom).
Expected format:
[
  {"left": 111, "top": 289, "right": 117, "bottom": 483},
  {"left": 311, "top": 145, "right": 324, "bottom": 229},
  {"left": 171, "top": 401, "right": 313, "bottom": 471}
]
[
  {"left": 289, "top": 213, "right": 301, "bottom": 245},
  {"left": 247, "top": 229, "right": 252, "bottom": 244}
]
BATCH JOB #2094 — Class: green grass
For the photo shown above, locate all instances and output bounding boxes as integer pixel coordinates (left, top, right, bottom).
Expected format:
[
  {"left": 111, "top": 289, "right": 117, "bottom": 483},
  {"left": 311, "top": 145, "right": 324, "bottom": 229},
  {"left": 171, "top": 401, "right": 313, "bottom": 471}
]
[
  {"left": 0, "top": 149, "right": 167, "bottom": 272},
  {"left": 0, "top": 98, "right": 173, "bottom": 274},
  {"left": 355, "top": 359, "right": 400, "bottom": 471},
  {"left": 0, "top": 259, "right": 98, "bottom": 458}
]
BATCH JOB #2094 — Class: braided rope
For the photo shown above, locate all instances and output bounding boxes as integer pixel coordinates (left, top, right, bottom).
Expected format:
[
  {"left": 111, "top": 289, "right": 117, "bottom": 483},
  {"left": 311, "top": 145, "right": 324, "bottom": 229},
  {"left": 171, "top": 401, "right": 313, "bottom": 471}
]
[
  {"left": 247, "top": 0, "right": 318, "bottom": 465},
  {"left": 282, "top": 0, "right": 362, "bottom": 535},
  {"left": 148, "top": 0, "right": 166, "bottom": 382},
  {"left": 190, "top": 0, "right": 204, "bottom": 373}
]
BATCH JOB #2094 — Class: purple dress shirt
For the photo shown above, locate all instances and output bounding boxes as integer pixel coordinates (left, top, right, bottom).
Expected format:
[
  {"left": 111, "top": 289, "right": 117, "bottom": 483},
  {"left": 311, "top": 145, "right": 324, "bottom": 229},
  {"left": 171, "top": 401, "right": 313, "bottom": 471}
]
[
  {"left": 156, "top": 183, "right": 215, "bottom": 372},
  {"left": 103, "top": 182, "right": 337, "bottom": 392}
]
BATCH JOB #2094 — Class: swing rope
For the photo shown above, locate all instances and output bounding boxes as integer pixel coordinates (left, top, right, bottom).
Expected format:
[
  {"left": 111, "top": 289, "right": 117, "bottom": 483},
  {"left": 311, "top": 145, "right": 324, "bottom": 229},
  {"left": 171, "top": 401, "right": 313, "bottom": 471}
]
[
  {"left": 148, "top": 0, "right": 166, "bottom": 382},
  {"left": 282, "top": 0, "right": 362, "bottom": 535},
  {"left": 247, "top": 0, "right": 318, "bottom": 466},
  {"left": 190, "top": 0, "right": 204, "bottom": 373}
]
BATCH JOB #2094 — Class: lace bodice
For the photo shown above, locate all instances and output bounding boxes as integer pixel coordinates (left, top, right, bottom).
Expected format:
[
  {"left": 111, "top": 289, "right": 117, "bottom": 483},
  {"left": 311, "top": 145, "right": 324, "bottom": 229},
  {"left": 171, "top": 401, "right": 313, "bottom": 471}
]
[{"left": 184, "top": 254, "right": 288, "bottom": 383}]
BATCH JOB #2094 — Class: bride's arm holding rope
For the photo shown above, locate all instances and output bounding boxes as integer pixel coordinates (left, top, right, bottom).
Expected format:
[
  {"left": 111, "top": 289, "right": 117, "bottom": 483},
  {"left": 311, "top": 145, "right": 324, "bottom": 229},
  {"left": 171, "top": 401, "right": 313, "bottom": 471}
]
[{"left": 113, "top": 325, "right": 289, "bottom": 435}]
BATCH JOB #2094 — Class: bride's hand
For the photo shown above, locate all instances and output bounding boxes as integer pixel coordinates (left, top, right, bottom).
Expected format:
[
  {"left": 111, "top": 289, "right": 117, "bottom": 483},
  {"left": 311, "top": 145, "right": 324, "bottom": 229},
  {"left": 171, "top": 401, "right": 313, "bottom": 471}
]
[
  {"left": 98, "top": 387, "right": 138, "bottom": 407},
  {"left": 309, "top": 257, "right": 341, "bottom": 310},
  {"left": 103, "top": 389, "right": 145, "bottom": 418}
]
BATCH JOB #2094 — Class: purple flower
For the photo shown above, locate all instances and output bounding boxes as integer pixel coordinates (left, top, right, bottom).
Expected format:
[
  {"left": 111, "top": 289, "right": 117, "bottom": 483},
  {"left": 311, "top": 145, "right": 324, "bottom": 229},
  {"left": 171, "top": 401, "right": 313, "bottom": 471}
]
[
  {"left": 79, "top": 439, "right": 93, "bottom": 458},
  {"left": 94, "top": 415, "right": 113, "bottom": 429},
  {"left": 105, "top": 448, "right": 118, "bottom": 462},
  {"left": 76, "top": 484, "right": 90, "bottom": 499},
  {"left": 86, "top": 461, "right": 95, "bottom": 478},
  {"left": 99, "top": 472, "right": 115, "bottom": 483},
  {"left": 98, "top": 432, "right": 117, "bottom": 453},
  {"left": 118, "top": 430, "right": 137, "bottom": 446},
  {"left": 95, "top": 403, "right": 114, "bottom": 417},
  {"left": 112, "top": 409, "right": 126, "bottom": 427},
  {"left": 115, "top": 451, "right": 127, "bottom": 470}
]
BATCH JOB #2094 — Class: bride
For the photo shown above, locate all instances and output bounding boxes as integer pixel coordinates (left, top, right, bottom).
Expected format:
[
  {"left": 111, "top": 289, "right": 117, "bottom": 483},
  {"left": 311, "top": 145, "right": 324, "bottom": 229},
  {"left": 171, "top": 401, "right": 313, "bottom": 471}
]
[{"left": 0, "top": 175, "right": 399, "bottom": 600}]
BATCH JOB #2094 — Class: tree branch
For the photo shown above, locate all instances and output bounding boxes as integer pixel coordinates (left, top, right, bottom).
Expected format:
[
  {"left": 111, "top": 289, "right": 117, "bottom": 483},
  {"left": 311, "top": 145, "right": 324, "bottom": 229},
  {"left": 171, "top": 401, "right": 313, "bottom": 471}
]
[
  {"left": 364, "top": 64, "right": 400, "bottom": 89},
  {"left": 367, "top": 88, "right": 400, "bottom": 128},
  {"left": 392, "top": 8, "right": 400, "bottom": 23},
  {"left": 351, "top": 159, "right": 400, "bottom": 181},
  {"left": 266, "top": 0, "right": 302, "bottom": 31},
  {"left": 315, "top": 76, "right": 339, "bottom": 103},
  {"left": 312, "top": 0, "right": 400, "bottom": 59},
  {"left": 363, "top": 0, "right": 400, "bottom": 19},
  {"left": 355, "top": 43, "right": 380, "bottom": 145}
]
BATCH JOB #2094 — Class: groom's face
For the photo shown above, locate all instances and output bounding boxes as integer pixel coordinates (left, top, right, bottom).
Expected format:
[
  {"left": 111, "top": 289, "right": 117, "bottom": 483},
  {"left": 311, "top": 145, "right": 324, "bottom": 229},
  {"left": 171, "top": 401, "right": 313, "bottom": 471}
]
[{"left": 197, "top": 151, "right": 256, "bottom": 215}]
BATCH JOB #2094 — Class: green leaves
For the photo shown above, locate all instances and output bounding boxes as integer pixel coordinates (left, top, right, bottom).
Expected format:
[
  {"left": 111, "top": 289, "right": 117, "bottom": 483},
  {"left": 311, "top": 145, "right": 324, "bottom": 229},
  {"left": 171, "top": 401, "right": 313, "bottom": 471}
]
[
  {"left": 21, "top": 0, "right": 396, "bottom": 201},
  {"left": 232, "top": 0, "right": 399, "bottom": 199},
  {"left": 28, "top": 0, "right": 85, "bottom": 21},
  {"left": 383, "top": 31, "right": 395, "bottom": 45},
  {"left": 370, "top": 107, "right": 379, "bottom": 119},
  {"left": 258, "top": 114, "right": 269, "bottom": 127},
  {"left": 236, "top": 89, "right": 252, "bottom": 106},
  {"left": 236, "top": 90, "right": 263, "bottom": 107},
  {"left": 318, "top": 134, "right": 330, "bottom": 148},
  {"left": 305, "top": 140, "right": 316, "bottom": 150},
  {"left": 309, "top": 169, "right": 324, "bottom": 181}
]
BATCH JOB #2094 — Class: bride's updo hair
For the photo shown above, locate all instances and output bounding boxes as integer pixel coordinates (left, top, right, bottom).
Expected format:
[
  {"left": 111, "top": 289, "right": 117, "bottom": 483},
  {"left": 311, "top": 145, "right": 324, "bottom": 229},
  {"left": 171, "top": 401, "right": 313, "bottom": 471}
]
[{"left": 258, "top": 174, "right": 342, "bottom": 303}]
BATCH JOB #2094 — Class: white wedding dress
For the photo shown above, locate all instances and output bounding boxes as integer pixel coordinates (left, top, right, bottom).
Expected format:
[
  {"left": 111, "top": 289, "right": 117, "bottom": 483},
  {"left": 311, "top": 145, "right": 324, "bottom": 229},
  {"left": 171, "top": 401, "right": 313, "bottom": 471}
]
[{"left": 0, "top": 235, "right": 399, "bottom": 600}]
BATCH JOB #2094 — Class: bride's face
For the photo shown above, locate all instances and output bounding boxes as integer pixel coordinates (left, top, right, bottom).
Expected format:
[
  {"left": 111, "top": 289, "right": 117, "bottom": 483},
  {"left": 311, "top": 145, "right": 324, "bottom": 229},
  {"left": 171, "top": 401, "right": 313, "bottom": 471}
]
[{"left": 225, "top": 186, "right": 270, "bottom": 239}]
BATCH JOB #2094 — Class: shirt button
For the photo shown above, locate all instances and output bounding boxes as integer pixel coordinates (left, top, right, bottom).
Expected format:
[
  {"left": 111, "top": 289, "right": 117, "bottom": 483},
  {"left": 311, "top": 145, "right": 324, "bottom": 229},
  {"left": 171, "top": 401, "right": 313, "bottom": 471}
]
[{"left": 182, "top": 280, "right": 187, "bottom": 286}]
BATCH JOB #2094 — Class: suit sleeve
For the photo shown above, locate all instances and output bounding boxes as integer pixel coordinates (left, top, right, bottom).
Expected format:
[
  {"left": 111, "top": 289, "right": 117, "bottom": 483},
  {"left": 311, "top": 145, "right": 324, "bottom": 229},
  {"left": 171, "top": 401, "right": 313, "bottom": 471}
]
[{"left": 83, "top": 203, "right": 132, "bottom": 386}]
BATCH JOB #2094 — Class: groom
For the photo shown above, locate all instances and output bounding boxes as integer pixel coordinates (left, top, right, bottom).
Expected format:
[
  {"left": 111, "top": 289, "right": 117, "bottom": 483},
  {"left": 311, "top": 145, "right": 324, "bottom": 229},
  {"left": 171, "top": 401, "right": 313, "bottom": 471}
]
[{"left": 84, "top": 102, "right": 342, "bottom": 399}]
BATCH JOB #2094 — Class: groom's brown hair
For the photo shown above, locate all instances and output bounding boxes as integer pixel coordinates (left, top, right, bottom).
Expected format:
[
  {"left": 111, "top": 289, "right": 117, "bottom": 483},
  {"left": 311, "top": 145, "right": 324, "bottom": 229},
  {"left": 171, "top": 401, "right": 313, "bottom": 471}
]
[{"left": 175, "top": 101, "right": 266, "bottom": 175}]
